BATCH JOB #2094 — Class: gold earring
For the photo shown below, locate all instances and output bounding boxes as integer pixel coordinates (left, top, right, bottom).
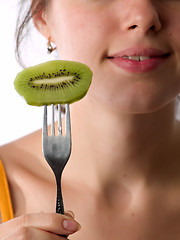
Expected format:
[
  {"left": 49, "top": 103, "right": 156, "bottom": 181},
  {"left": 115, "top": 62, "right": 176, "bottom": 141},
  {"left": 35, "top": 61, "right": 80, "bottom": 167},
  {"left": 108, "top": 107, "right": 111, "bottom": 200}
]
[{"left": 47, "top": 38, "right": 56, "bottom": 54}]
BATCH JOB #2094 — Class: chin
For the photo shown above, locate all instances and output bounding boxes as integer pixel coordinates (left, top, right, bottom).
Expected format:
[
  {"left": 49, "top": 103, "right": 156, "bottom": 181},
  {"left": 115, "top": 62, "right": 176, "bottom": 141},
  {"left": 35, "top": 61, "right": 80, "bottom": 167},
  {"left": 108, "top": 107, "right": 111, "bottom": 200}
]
[
  {"left": 113, "top": 97, "right": 176, "bottom": 115},
  {"left": 92, "top": 90, "right": 176, "bottom": 115},
  {"left": 88, "top": 73, "right": 179, "bottom": 115}
]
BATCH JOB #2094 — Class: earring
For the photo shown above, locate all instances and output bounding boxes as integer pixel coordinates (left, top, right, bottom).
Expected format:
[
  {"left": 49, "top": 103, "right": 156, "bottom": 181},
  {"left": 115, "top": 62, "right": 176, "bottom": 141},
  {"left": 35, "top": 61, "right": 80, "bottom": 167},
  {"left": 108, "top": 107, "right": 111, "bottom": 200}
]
[{"left": 47, "top": 38, "right": 56, "bottom": 54}]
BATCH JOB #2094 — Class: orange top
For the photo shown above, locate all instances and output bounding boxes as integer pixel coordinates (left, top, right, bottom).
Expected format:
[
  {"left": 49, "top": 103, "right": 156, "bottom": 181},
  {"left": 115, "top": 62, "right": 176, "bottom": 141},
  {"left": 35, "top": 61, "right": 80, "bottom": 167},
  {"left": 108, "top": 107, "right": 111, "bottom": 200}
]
[{"left": 0, "top": 159, "right": 14, "bottom": 222}]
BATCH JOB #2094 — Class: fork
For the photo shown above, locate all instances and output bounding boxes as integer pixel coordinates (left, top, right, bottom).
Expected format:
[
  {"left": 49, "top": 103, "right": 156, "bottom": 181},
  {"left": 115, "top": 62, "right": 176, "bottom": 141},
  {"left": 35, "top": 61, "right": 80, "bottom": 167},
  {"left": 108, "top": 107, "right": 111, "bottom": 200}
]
[{"left": 42, "top": 103, "right": 71, "bottom": 234}]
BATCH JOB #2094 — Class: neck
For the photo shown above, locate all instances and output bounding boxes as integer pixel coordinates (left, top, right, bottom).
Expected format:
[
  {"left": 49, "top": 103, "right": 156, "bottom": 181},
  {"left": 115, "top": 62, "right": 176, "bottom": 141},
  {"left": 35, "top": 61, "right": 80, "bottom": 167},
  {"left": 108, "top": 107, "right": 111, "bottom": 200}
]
[{"left": 67, "top": 99, "right": 180, "bottom": 189}]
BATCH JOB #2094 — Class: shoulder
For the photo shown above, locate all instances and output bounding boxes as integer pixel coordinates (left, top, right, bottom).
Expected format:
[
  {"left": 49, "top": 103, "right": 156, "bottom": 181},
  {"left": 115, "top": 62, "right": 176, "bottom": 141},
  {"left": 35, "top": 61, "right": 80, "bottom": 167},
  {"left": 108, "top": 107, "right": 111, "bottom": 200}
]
[
  {"left": 0, "top": 130, "right": 42, "bottom": 181},
  {"left": 0, "top": 130, "right": 50, "bottom": 216},
  {"left": 0, "top": 141, "right": 18, "bottom": 172},
  {"left": 0, "top": 137, "right": 25, "bottom": 172},
  {"left": 0, "top": 129, "right": 41, "bottom": 159}
]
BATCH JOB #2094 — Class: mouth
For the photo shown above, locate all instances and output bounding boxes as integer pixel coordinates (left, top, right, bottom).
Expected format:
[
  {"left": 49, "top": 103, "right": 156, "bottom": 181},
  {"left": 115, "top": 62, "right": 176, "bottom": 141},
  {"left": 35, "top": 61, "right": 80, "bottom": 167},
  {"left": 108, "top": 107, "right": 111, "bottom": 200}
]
[
  {"left": 111, "top": 54, "right": 170, "bottom": 61},
  {"left": 107, "top": 48, "right": 171, "bottom": 73}
]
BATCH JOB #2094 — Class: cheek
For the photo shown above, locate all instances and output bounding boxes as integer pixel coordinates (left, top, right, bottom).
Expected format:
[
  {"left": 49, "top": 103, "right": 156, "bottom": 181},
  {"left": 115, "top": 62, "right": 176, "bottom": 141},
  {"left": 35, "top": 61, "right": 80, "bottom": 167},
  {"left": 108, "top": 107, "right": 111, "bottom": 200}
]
[
  {"left": 49, "top": 4, "right": 112, "bottom": 65},
  {"left": 163, "top": 12, "right": 180, "bottom": 67}
]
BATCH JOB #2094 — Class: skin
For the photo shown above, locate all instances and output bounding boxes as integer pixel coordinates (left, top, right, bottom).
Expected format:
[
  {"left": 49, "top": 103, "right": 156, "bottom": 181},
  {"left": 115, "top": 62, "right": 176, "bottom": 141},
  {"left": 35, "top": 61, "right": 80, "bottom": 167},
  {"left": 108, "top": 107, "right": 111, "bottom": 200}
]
[{"left": 1, "top": 0, "right": 180, "bottom": 239}]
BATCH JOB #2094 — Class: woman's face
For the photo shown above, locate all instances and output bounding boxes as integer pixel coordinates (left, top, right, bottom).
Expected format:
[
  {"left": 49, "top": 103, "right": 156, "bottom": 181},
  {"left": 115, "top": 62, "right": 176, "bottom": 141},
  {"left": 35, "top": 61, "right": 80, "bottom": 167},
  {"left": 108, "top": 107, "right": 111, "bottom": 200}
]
[{"left": 40, "top": 0, "right": 180, "bottom": 113}]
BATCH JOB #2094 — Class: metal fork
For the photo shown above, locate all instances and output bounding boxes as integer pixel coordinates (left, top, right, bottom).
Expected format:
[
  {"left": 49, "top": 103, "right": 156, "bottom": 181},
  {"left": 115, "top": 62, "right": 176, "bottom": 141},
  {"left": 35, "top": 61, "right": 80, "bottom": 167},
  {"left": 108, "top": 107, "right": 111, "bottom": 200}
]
[{"left": 42, "top": 103, "right": 71, "bottom": 217}]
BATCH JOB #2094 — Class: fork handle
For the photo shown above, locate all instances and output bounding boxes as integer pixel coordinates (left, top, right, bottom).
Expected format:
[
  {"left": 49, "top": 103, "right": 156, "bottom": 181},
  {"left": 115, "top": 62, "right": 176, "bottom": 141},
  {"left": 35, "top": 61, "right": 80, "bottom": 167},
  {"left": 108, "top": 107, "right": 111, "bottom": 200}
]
[
  {"left": 56, "top": 178, "right": 67, "bottom": 238},
  {"left": 57, "top": 188, "right": 67, "bottom": 238},
  {"left": 56, "top": 186, "right": 65, "bottom": 214}
]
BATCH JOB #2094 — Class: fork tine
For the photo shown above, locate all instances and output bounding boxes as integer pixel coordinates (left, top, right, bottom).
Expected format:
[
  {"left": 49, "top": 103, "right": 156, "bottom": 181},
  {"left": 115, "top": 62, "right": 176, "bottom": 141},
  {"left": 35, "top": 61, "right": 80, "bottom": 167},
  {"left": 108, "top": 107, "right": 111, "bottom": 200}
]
[
  {"left": 65, "top": 104, "right": 71, "bottom": 137},
  {"left": 43, "top": 105, "right": 48, "bottom": 136},
  {"left": 58, "top": 104, "right": 62, "bottom": 135},
  {"left": 51, "top": 104, "right": 55, "bottom": 136}
]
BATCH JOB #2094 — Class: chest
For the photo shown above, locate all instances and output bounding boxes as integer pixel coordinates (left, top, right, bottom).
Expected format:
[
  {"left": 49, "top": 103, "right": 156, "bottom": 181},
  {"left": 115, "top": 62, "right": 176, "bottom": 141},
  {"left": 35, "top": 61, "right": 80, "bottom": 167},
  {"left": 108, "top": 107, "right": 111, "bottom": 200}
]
[
  {"left": 11, "top": 176, "right": 180, "bottom": 240},
  {"left": 70, "top": 206, "right": 180, "bottom": 240},
  {"left": 65, "top": 189, "right": 180, "bottom": 240}
]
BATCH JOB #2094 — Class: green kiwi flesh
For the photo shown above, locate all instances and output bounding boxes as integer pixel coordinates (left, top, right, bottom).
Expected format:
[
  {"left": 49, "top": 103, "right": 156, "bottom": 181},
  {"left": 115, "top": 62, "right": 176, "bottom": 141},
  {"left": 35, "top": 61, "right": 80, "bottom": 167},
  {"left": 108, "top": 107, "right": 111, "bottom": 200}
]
[{"left": 14, "top": 60, "right": 93, "bottom": 106}]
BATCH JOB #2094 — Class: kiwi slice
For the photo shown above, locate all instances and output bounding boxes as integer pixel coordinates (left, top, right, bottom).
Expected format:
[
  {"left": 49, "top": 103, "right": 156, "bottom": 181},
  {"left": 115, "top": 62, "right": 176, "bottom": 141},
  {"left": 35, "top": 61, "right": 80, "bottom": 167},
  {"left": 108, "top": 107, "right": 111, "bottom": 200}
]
[{"left": 14, "top": 60, "right": 93, "bottom": 106}]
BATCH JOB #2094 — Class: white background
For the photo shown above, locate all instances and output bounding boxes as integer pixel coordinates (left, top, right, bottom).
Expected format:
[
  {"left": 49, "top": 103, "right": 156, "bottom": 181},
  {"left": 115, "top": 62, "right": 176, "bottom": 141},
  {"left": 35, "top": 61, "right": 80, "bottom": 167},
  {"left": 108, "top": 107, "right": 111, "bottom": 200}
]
[{"left": 0, "top": 0, "right": 57, "bottom": 145}]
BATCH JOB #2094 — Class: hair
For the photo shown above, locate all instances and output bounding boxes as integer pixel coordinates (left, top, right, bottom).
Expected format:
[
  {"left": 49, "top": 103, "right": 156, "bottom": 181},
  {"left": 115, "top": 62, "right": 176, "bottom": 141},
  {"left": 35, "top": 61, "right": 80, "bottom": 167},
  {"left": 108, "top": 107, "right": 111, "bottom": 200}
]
[{"left": 15, "top": 0, "right": 47, "bottom": 67}]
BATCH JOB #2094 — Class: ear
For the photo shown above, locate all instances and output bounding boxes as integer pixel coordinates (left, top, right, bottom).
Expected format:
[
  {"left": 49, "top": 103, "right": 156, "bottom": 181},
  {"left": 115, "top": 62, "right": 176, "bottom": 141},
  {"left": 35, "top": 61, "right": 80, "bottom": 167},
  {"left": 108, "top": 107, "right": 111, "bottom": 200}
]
[{"left": 32, "top": 9, "right": 51, "bottom": 39}]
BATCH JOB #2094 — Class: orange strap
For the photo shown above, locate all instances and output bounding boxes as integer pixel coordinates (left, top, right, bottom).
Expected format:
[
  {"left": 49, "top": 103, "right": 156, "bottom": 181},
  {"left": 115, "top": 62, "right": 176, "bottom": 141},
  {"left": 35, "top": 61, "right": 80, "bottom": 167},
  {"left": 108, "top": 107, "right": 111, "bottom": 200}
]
[{"left": 0, "top": 159, "right": 13, "bottom": 222}]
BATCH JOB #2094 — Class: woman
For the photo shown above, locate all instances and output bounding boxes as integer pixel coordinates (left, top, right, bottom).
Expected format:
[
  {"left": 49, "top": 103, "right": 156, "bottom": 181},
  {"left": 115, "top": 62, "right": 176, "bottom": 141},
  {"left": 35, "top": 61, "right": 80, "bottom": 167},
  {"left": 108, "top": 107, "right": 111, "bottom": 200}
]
[{"left": 1, "top": 0, "right": 180, "bottom": 239}]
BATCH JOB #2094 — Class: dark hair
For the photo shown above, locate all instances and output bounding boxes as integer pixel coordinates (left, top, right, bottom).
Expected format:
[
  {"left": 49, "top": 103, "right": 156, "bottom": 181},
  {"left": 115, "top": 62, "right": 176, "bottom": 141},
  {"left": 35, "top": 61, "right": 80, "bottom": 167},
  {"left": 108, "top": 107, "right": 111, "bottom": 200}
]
[{"left": 15, "top": 0, "right": 47, "bottom": 67}]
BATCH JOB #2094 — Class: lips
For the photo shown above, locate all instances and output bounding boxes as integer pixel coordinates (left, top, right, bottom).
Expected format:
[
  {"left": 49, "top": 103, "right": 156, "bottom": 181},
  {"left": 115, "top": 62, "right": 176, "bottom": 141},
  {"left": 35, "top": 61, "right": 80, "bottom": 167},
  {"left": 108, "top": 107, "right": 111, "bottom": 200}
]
[{"left": 108, "top": 48, "right": 170, "bottom": 73}]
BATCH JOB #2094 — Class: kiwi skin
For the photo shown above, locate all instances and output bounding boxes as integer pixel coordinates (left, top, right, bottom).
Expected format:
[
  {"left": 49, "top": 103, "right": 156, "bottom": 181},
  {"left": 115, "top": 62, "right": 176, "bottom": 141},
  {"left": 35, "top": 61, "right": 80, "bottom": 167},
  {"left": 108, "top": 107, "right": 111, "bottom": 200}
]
[{"left": 14, "top": 60, "right": 93, "bottom": 106}]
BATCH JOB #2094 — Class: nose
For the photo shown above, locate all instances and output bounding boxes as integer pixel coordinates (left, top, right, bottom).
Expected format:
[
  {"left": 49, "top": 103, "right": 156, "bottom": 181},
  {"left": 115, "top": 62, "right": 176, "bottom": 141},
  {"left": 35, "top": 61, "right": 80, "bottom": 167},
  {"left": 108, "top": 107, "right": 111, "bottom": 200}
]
[{"left": 121, "top": 0, "right": 161, "bottom": 34}]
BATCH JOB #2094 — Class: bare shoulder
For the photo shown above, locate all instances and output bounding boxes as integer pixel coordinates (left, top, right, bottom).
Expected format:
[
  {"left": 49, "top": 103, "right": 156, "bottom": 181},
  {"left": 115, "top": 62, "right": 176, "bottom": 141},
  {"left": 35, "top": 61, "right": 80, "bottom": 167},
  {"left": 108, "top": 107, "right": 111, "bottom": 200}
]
[
  {"left": 0, "top": 130, "right": 57, "bottom": 216},
  {"left": 0, "top": 140, "right": 19, "bottom": 173},
  {"left": 0, "top": 130, "right": 42, "bottom": 171}
]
